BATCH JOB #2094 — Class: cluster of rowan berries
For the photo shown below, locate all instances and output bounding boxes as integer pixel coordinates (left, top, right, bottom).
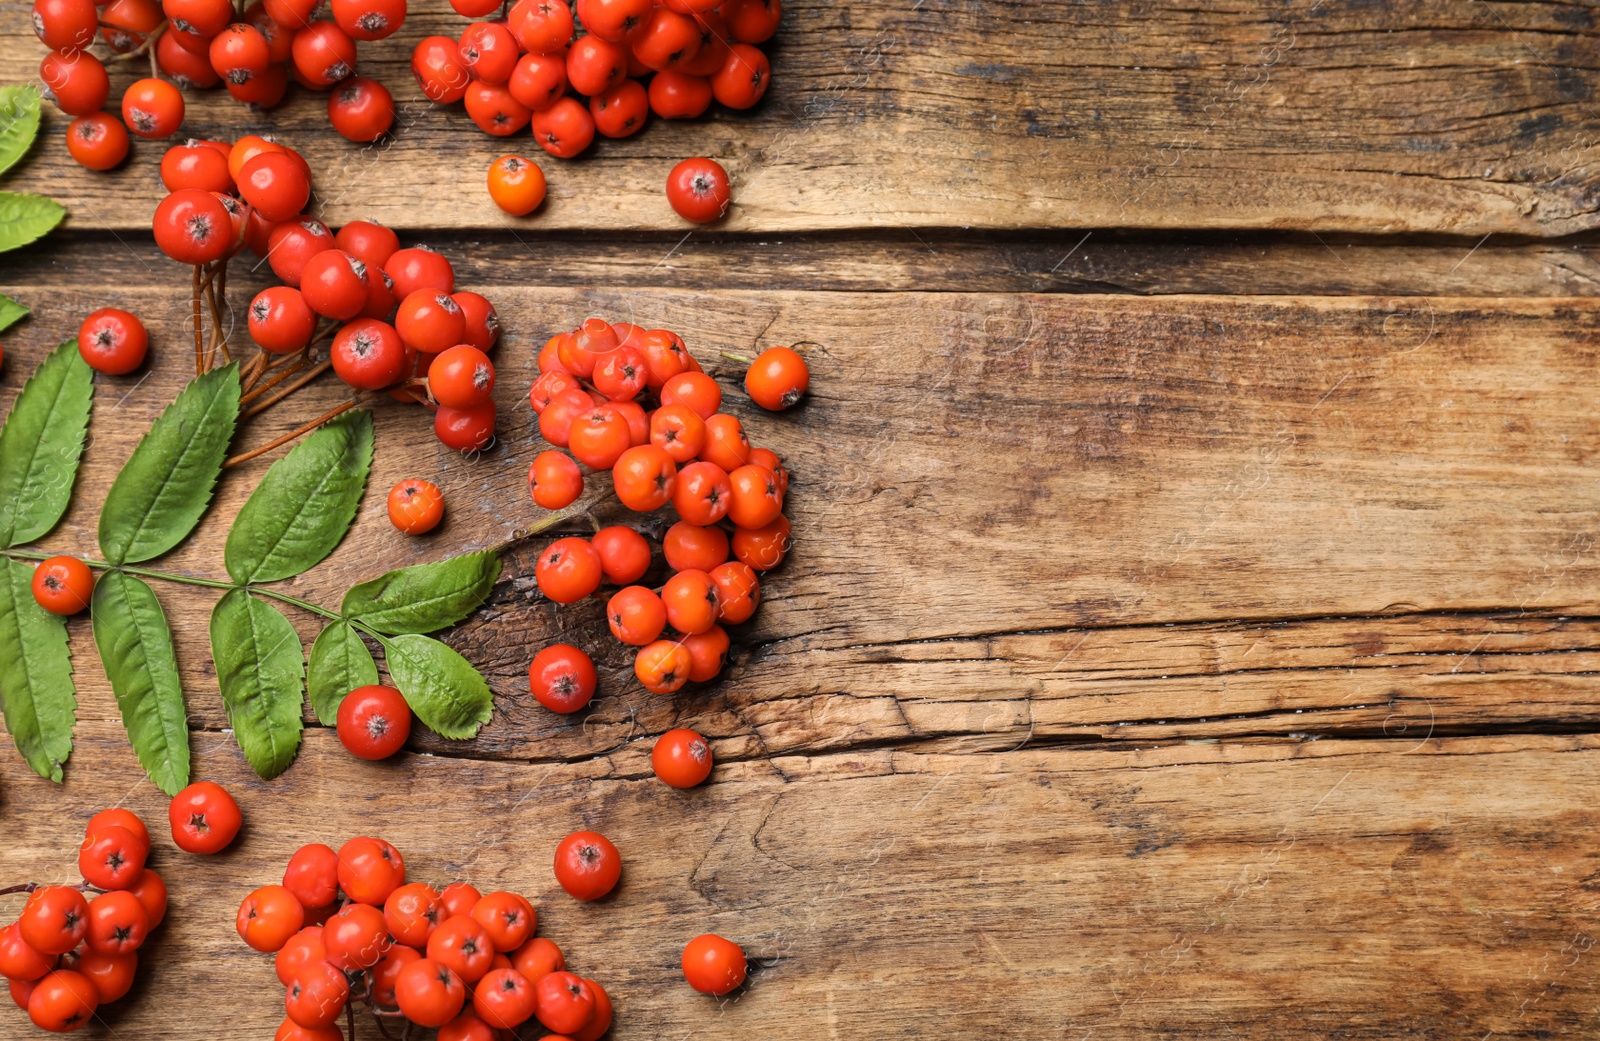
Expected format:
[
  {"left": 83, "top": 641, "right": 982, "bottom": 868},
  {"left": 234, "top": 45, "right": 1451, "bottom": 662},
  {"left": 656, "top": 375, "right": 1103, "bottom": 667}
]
[
  {"left": 241, "top": 835, "right": 614, "bottom": 1040},
  {"left": 524, "top": 318, "right": 807, "bottom": 740},
  {"left": 36, "top": 0, "right": 402, "bottom": 170},
  {"left": 148, "top": 136, "right": 503, "bottom": 452},
  {"left": 1, "top": 808, "right": 169, "bottom": 1033},
  {"left": 414, "top": 0, "right": 778, "bottom": 161}
]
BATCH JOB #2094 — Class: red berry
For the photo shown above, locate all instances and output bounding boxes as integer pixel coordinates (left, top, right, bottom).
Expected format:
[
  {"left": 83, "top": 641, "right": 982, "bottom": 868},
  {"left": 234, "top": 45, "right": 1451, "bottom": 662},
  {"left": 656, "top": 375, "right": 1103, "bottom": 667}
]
[
  {"left": 535, "top": 537, "right": 601, "bottom": 604},
  {"left": 434, "top": 402, "right": 497, "bottom": 453},
  {"left": 299, "top": 249, "right": 370, "bottom": 320},
  {"left": 239, "top": 151, "right": 311, "bottom": 223},
  {"left": 396, "top": 289, "right": 467, "bottom": 353},
  {"left": 65, "top": 113, "right": 129, "bottom": 171},
  {"left": 337, "top": 684, "right": 413, "bottom": 759},
  {"left": 248, "top": 286, "right": 317, "bottom": 353},
  {"left": 428, "top": 345, "right": 495, "bottom": 408},
  {"left": 412, "top": 34, "right": 470, "bottom": 104},
  {"left": 77, "top": 308, "right": 148, "bottom": 376},
  {"left": 665, "top": 157, "right": 731, "bottom": 224},
  {"left": 459, "top": 20, "right": 519, "bottom": 83},
  {"left": 331, "top": 0, "right": 404, "bottom": 40},
  {"left": 336, "top": 219, "right": 400, "bottom": 268},
  {"left": 551, "top": 832, "right": 620, "bottom": 901},
  {"left": 327, "top": 76, "right": 394, "bottom": 142},
  {"left": 591, "top": 525, "right": 650, "bottom": 584},
  {"left": 712, "top": 42, "right": 770, "bottom": 109},
  {"left": 39, "top": 50, "right": 108, "bottom": 116},
  {"left": 530, "top": 96, "right": 594, "bottom": 159},
  {"left": 681, "top": 933, "right": 747, "bottom": 995},
  {"left": 527, "top": 643, "right": 596, "bottom": 713},
  {"left": 385, "top": 247, "right": 455, "bottom": 298},
  {"left": 332, "top": 318, "right": 409, "bottom": 390},
  {"left": 648, "top": 70, "right": 713, "bottom": 119},
  {"left": 210, "top": 22, "right": 272, "bottom": 85},
  {"left": 267, "top": 218, "right": 335, "bottom": 286},
  {"left": 652, "top": 727, "right": 713, "bottom": 787},
  {"left": 32, "top": 0, "right": 98, "bottom": 52},
  {"left": 121, "top": 77, "right": 184, "bottom": 139},
  {"left": 291, "top": 19, "right": 356, "bottom": 88},
  {"left": 528, "top": 450, "right": 583, "bottom": 509},
  {"left": 387, "top": 479, "right": 444, "bottom": 536},
  {"left": 168, "top": 780, "right": 242, "bottom": 854}
]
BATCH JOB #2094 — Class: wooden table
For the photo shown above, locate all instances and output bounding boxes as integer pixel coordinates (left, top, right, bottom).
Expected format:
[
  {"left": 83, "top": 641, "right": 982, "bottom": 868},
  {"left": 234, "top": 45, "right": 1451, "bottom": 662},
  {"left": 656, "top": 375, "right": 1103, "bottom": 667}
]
[{"left": 4, "top": 2, "right": 1600, "bottom": 1037}]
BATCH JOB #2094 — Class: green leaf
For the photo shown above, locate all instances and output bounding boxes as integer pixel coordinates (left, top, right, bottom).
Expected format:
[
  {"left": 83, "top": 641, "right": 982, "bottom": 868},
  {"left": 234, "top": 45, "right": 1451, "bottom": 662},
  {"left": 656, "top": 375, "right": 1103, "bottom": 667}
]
[
  {"left": 210, "top": 588, "right": 303, "bottom": 779},
  {"left": 306, "top": 620, "right": 377, "bottom": 726},
  {"left": 90, "top": 570, "right": 190, "bottom": 796},
  {"left": 0, "top": 341, "right": 93, "bottom": 548},
  {"left": 0, "top": 193, "right": 64, "bottom": 253},
  {"left": 341, "top": 551, "right": 501, "bottom": 635},
  {"left": 0, "top": 85, "right": 42, "bottom": 177},
  {"left": 0, "top": 293, "right": 27, "bottom": 334},
  {"left": 382, "top": 634, "right": 493, "bottom": 740},
  {"left": 99, "top": 364, "right": 239, "bottom": 565},
  {"left": 225, "top": 411, "right": 373, "bottom": 584},
  {"left": 0, "top": 558, "right": 74, "bottom": 781}
]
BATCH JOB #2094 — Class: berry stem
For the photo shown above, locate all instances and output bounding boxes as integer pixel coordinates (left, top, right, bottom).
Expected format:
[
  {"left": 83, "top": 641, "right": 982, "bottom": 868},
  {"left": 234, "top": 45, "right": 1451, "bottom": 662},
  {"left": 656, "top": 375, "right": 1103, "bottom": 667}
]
[
  {"left": 239, "top": 350, "right": 311, "bottom": 404},
  {"left": 0, "top": 549, "right": 238, "bottom": 591},
  {"left": 243, "top": 359, "right": 334, "bottom": 417},
  {"left": 0, "top": 883, "right": 38, "bottom": 897},
  {"left": 106, "top": 20, "right": 166, "bottom": 61},
  {"left": 720, "top": 351, "right": 753, "bottom": 364},
  {"left": 192, "top": 265, "right": 204, "bottom": 377},
  {"left": 223, "top": 400, "right": 357, "bottom": 469}
]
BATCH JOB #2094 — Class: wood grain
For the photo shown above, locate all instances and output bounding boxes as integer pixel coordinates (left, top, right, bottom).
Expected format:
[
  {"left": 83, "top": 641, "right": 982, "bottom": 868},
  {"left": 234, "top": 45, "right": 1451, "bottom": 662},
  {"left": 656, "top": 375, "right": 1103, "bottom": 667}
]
[
  {"left": 4, "top": 724, "right": 1600, "bottom": 1039},
  {"left": 5, "top": 1, "right": 1600, "bottom": 234},
  {"left": 0, "top": 285, "right": 1595, "bottom": 774}
]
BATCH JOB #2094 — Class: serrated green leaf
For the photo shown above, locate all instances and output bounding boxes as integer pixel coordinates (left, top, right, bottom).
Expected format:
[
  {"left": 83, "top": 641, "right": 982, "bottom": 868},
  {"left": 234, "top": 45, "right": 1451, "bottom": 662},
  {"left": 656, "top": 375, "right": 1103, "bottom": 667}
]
[
  {"left": 0, "top": 85, "right": 42, "bottom": 177},
  {"left": 0, "top": 557, "right": 75, "bottom": 782},
  {"left": 307, "top": 620, "right": 377, "bottom": 726},
  {"left": 0, "top": 193, "right": 64, "bottom": 254},
  {"left": 0, "top": 294, "right": 27, "bottom": 334},
  {"left": 211, "top": 588, "right": 303, "bottom": 779},
  {"left": 100, "top": 364, "right": 239, "bottom": 565},
  {"left": 90, "top": 570, "right": 189, "bottom": 796},
  {"left": 341, "top": 551, "right": 501, "bottom": 635},
  {"left": 382, "top": 634, "right": 492, "bottom": 740},
  {"left": 0, "top": 341, "right": 92, "bottom": 548},
  {"left": 225, "top": 411, "right": 373, "bottom": 584}
]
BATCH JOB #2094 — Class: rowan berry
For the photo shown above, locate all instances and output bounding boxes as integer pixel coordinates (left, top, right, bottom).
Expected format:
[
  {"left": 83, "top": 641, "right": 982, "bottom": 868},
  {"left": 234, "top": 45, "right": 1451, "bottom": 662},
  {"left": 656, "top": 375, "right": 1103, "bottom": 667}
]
[
  {"left": 164, "top": 0, "right": 231, "bottom": 38},
  {"left": 636, "top": 330, "right": 691, "bottom": 387},
  {"left": 529, "top": 369, "right": 579, "bottom": 413},
  {"left": 748, "top": 445, "right": 788, "bottom": 495},
  {"left": 682, "top": 933, "right": 747, "bottom": 994},
  {"left": 452, "top": 291, "right": 500, "bottom": 351},
  {"left": 412, "top": 34, "right": 470, "bottom": 104},
  {"left": 487, "top": 154, "right": 547, "bottom": 216},
  {"left": 298, "top": 249, "right": 369, "bottom": 320},
  {"left": 508, "top": 936, "right": 564, "bottom": 985},
  {"left": 291, "top": 20, "right": 356, "bottom": 88},
  {"left": 397, "top": 291, "right": 467, "bottom": 355},
  {"left": 100, "top": 0, "right": 161, "bottom": 51},
  {"left": 286, "top": 959, "right": 349, "bottom": 1029},
  {"left": 612, "top": 399, "right": 650, "bottom": 445},
  {"left": 653, "top": 727, "right": 713, "bottom": 787},
  {"left": 323, "top": 902, "right": 390, "bottom": 971},
  {"left": 531, "top": 96, "right": 595, "bottom": 159},
  {"left": 156, "top": 141, "right": 227, "bottom": 195},
  {"left": 673, "top": 460, "right": 732, "bottom": 526},
  {"left": 681, "top": 623, "right": 729, "bottom": 681},
  {"left": 529, "top": 450, "right": 583, "bottom": 509},
  {"left": 592, "top": 525, "right": 651, "bottom": 584},
  {"left": 727, "top": 463, "right": 784, "bottom": 528},
  {"left": 591, "top": 344, "right": 647, "bottom": 401},
  {"left": 29, "top": 555, "right": 94, "bottom": 615},
  {"left": 588, "top": 78, "right": 649, "bottom": 138},
  {"left": 154, "top": 188, "right": 233, "bottom": 264},
  {"left": 700, "top": 413, "right": 752, "bottom": 471},
  {"left": 538, "top": 388, "right": 593, "bottom": 447},
  {"left": 78, "top": 825, "right": 148, "bottom": 891},
  {"left": 428, "top": 344, "right": 495, "bottom": 408},
  {"left": 470, "top": 891, "right": 535, "bottom": 954},
  {"left": 457, "top": 21, "right": 518, "bottom": 84},
  {"left": 712, "top": 42, "right": 770, "bottom": 109},
  {"left": 386, "top": 246, "right": 456, "bottom": 298},
  {"left": 331, "top": 0, "right": 404, "bottom": 40},
  {"left": 0, "top": 923, "right": 54, "bottom": 982},
  {"left": 663, "top": 521, "right": 728, "bottom": 572},
  {"left": 33, "top": 0, "right": 97, "bottom": 51},
  {"left": 732, "top": 512, "right": 791, "bottom": 571},
  {"left": 248, "top": 286, "right": 316, "bottom": 354},
  {"left": 538, "top": 333, "right": 570, "bottom": 373},
  {"left": 573, "top": 978, "right": 613, "bottom": 1041},
  {"left": 395, "top": 958, "right": 465, "bottom": 1028},
  {"left": 435, "top": 401, "right": 497, "bottom": 453},
  {"left": 336, "top": 219, "right": 400, "bottom": 268},
  {"left": 510, "top": 0, "right": 573, "bottom": 52},
  {"left": 665, "top": 157, "right": 731, "bottom": 223},
  {"left": 238, "top": 885, "right": 306, "bottom": 954},
  {"left": 75, "top": 949, "right": 137, "bottom": 1004},
  {"left": 607, "top": 585, "right": 667, "bottom": 645},
  {"left": 267, "top": 218, "right": 335, "bottom": 285},
  {"left": 508, "top": 51, "right": 568, "bottom": 111},
  {"left": 328, "top": 76, "right": 395, "bottom": 142},
  {"left": 337, "top": 836, "right": 406, "bottom": 906},
  {"left": 19, "top": 887, "right": 89, "bottom": 956},
  {"left": 536, "top": 537, "right": 602, "bottom": 603},
  {"left": 681, "top": 9, "right": 731, "bottom": 76},
  {"left": 558, "top": 318, "right": 616, "bottom": 378},
  {"left": 648, "top": 70, "right": 713, "bottom": 118},
  {"left": 332, "top": 318, "right": 409, "bottom": 390},
  {"left": 244, "top": 0, "right": 294, "bottom": 59},
  {"left": 127, "top": 869, "right": 168, "bottom": 928},
  {"left": 438, "top": 882, "right": 482, "bottom": 919},
  {"left": 282, "top": 843, "right": 339, "bottom": 909},
  {"left": 648, "top": 403, "right": 706, "bottom": 462},
  {"left": 275, "top": 927, "right": 326, "bottom": 986},
  {"left": 120, "top": 77, "right": 184, "bottom": 139},
  {"left": 337, "top": 683, "right": 413, "bottom": 758},
  {"left": 632, "top": 6, "right": 700, "bottom": 71},
  {"left": 552, "top": 832, "right": 620, "bottom": 901},
  {"left": 371, "top": 944, "right": 422, "bottom": 1007},
  {"left": 724, "top": 0, "right": 781, "bottom": 43},
  {"left": 427, "top": 915, "right": 495, "bottom": 984},
  {"left": 662, "top": 568, "right": 719, "bottom": 635},
  {"left": 660, "top": 369, "right": 723, "bottom": 418},
  {"left": 210, "top": 23, "right": 271, "bottom": 85},
  {"left": 26, "top": 969, "right": 98, "bottom": 1032},
  {"left": 65, "top": 113, "right": 129, "bottom": 171},
  {"left": 634, "top": 639, "right": 691, "bottom": 693},
  {"left": 73, "top": 308, "right": 147, "bottom": 377},
  {"left": 238, "top": 151, "right": 310, "bottom": 222},
  {"left": 39, "top": 50, "right": 108, "bottom": 117},
  {"left": 85, "top": 808, "right": 150, "bottom": 852},
  {"left": 568, "top": 405, "right": 632, "bottom": 469},
  {"left": 611, "top": 444, "right": 678, "bottom": 512},
  {"left": 169, "top": 780, "right": 242, "bottom": 854},
  {"left": 383, "top": 882, "right": 442, "bottom": 948},
  {"left": 383, "top": 478, "right": 443, "bottom": 536},
  {"left": 465, "top": 81, "right": 532, "bottom": 136}
]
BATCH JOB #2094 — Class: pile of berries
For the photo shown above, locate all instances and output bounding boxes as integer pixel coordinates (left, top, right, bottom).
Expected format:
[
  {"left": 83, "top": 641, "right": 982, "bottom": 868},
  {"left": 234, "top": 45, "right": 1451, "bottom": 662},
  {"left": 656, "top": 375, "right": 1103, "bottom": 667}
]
[
  {"left": 1, "top": 808, "right": 169, "bottom": 1033},
  {"left": 241, "top": 835, "right": 613, "bottom": 1040},
  {"left": 414, "top": 0, "right": 780, "bottom": 162},
  {"left": 148, "top": 134, "right": 504, "bottom": 453},
  {"left": 36, "top": 0, "right": 402, "bottom": 171}
]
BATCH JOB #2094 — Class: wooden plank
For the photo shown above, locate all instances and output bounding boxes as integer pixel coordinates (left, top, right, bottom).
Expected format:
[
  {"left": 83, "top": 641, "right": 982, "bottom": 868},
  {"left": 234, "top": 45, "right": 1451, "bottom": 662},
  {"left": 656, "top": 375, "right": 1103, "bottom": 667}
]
[
  {"left": 9, "top": 231, "right": 1600, "bottom": 297},
  {"left": 3, "top": 726, "right": 1599, "bottom": 1039},
  {"left": 0, "top": 286, "right": 1596, "bottom": 775},
  {"left": 5, "top": 1, "right": 1600, "bottom": 234}
]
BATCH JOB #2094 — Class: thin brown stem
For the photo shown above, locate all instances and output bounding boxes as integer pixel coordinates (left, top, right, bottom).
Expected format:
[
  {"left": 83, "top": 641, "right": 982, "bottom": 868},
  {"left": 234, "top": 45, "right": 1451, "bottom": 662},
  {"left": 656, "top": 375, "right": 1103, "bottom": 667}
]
[
  {"left": 239, "top": 350, "right": 271, "bottom": 394},
  {"left": 0, "top": 883, "right": 39, "bottom": 897},
  {"left": 192, "top": 265, "right": 204, "bottom": 376},
  {"left": 239, "top": 354, "right": 310, "bottom": 405},
  {"left": 224, "top": 400, "right": 356, "bottom": 468},
  {"left": 243, "top": 358, "right": 332, "bottom": 417},
  {"left": 107, "top": 20, "right": 165, "bottom": 61}
]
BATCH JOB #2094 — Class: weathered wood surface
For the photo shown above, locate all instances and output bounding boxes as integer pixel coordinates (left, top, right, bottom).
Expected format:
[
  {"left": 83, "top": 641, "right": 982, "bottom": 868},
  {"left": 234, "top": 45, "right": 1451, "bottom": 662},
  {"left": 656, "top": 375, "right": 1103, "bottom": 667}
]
[
  {"left": 0, "top": 287, "right": 1595, "bottom": 770},
  {"left": 6, "top": 1, "right": 1600, "bottom": 234},
  {"left": 6, "top": 724, "right": 1600, "bottom": 1039}
]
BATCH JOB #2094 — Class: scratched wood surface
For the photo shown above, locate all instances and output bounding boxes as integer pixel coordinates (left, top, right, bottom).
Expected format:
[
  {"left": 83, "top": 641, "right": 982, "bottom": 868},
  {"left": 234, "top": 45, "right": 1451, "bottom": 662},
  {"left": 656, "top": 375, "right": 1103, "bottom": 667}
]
[
  {"left": 1, "top": 282, "right": 1599, "bottom": 1036},
  {"left": 5, "top": 0, "right": 1600, "bottom": 233}
]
